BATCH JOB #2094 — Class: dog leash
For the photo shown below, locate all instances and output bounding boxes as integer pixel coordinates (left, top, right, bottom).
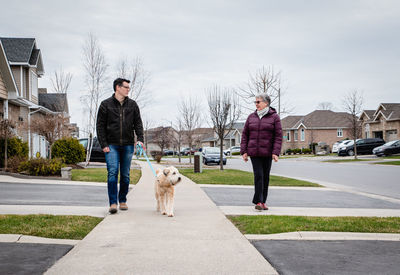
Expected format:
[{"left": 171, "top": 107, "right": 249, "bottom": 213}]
[{"left": 135, "top": 143, "right": 158, "bottom": 178}]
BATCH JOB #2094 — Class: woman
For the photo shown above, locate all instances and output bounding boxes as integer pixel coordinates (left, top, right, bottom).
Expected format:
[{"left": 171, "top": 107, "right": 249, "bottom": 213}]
[{"left": 240, "top": 93, "right": 282, "bottom": 210}]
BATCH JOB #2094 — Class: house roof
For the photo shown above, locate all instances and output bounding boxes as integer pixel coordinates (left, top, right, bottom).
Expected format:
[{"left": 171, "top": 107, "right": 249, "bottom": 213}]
[
  {"left": 0, "top": 37, "right": 44, "bottom": 75},
  {"left": 0, "top": 40, "right": 18, "bottom": 94},
  {"left": 374, "top": 103, "right": 400, "bottom": 121},
  {"left": 38, "top": 93, "right": 69, "bottom": 113},
  {"left": 281, "top": 110, "right": 353, "bottom": 129},
  {"left": 360, "top": 110, "right": 375, "bottom": 121}
]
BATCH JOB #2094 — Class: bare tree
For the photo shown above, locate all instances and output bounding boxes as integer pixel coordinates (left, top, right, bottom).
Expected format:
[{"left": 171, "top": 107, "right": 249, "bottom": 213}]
[
  {"left": 116, "top": 57, "right": 151, "bottom": 109},
  {"left": 316, "top": 102, "right": 334, "bottom": 110},
  {"left": 342, "top": 90, "right": 363, "bottom": 159},
  {"left": 81, "top": 33, "right": 108, "bottom": 165},
  {"left": 238, "top": 66, "right": 292, "bottom": 116},
  {"left": 51, "top": 68, "right": 73, "bottom": 94},
  {"left": 154, "top": 127, "right": 171, "bottom": 152},
  {"left": 207, "top": 86, "right": 241, "bottom": 170},
  {"left": 142, "top": 117, "right": 153, "bottom": 151},
  {"left": 30, "top": 114, "right": 68, "bottom": 159},
  {"left": 0, "top": 119, "right": 16, "bottom": 169},
  {"left": 173, "top": 118, "right": 185, "bottom": 163},
  {"left": 179, "top": 97, "right": 201, "bottom": 164}
]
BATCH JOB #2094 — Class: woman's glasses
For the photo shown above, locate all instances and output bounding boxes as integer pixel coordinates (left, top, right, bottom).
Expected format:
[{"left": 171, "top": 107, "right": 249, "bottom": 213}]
[{"left": 254, "top": 101, "right": 263, "bottom": 104}]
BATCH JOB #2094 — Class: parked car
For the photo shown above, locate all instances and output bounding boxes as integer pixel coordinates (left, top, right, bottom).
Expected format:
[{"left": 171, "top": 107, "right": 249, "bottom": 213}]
[
  {"left": 332, "top": 140, "right": 346, "bottom": 153},
  {"left": 338, "top": 138, "right": 385, "bottom": 156},
  {"left": 224, "top": 146, "right": 241, "bottom": 156},
  {"left": 163, "top": 149, "right": 177, "bottom": 156},
  {"left": 180, "top": 147, "right": 191, "bottom": 156},
  {"left": 202, "top": 147, "right": 227, "bottom": 165},
  {"left": 373, "top": 140, "right": 400, "bottom": 157},
  {"left": 79, "top": 137, "right": 106, "bottom": 162}
]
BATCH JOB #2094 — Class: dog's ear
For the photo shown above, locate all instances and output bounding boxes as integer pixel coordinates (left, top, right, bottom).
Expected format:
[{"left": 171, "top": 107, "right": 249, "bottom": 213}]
[{"left": 163, "top": 168, "right": 170, "bottom": 176}]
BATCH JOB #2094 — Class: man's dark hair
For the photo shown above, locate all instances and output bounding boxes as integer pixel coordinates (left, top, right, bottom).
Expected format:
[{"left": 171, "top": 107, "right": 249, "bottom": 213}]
[{"left": 113, "top": 78, "right": 130, "bottom": 92}]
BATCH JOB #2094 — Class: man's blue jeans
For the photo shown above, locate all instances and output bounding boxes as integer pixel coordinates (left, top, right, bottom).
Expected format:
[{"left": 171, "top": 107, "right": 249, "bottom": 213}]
[{"left": 105, "top": 145, "right": 134, "bottom": 206}]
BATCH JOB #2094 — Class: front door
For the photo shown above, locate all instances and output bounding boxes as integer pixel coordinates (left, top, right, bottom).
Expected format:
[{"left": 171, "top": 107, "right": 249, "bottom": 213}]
[{"left": 373, "top": 131, "right": 383, "bottom": 139}]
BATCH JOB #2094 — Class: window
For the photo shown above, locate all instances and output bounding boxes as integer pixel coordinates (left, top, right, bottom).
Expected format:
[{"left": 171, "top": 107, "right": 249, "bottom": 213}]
[
  {"left": 286, "top": 131, "right": 291, "bottom": 142},
  {"left": 31, "top": 70, "right": 38, "bottom": 98},
  {"left": 294, "top": 130, "right": 298, "bottom": 141},
  {"left": 301, "top": 128, "right": 305, "bottom": 141},
  {"left": 337, "top": 128, "right": 343, "bottom": 137}
]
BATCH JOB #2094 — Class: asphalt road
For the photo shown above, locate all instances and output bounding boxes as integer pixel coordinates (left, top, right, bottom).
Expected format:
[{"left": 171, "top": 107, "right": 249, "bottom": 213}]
[
  {"left": 0, "top": 182, "right": 110, "bottom": 206},
  {"left": 253, "top": 240, "right": 400, "bottom": 275},
  {"left": 0, "top": 243, "right": 73, "bottom": 275},
  {"left": 201, "top": 187, "right": 400, "bottom": 209},
  {"left": 225, "top": 158, "right": 400, "bottom": 200}
]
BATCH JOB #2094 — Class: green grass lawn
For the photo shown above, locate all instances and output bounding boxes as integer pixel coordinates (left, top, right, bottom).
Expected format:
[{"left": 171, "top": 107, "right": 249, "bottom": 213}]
[
  {"left": 179, "top": 169, "right": 322, "bottom": 187},
  {"left": 0, "top": 214, "right": 103, "bottom": 240},
  {"left": 323, "top": 159, "right": 374, "bottom": 163},
  {"left": 228, "top": 215, "right": 400, "bottom": 234},
  {"left": 71, "top": 168, "right": 141, "bottom": 183},
  {"left": 382, "top": 155, "right": 400, "bottom": 159},
  {"left": 372, "top": 161, "right": 400, "bottom": 166}
]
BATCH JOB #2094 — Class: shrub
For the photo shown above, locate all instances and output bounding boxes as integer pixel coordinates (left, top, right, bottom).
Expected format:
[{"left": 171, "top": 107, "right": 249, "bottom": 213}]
[
  {"left": 18, "top": 158, "right": 63, "bottom": 176},
  {"left": 52, "top": 138, "right": 85, "bottom": 164},
  {"left": 0, "top": 137, "right": 29, "bottom": 167},
  {"left": 150, "top": 151, "right": 163, "bottom": 163},
  {"left": 286, "top": 149, "right": 292, "bottom": 154},
  {"left": 292, "top": 148, "right": 302, "bottom": 154},
  {"left": 7, "top": 156, "right": 27, "bottom": 173},
  {"left": 232, "top": 152, "right": 240, "bottom": 156},
  {"left": 302, "top": 148, "right": 312, "bottom": 154}
]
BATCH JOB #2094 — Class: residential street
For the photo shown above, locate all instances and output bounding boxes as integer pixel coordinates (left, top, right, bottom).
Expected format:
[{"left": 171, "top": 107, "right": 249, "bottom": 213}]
[{"left": 224, "top": 157, "right": 400, "bottom": 200}]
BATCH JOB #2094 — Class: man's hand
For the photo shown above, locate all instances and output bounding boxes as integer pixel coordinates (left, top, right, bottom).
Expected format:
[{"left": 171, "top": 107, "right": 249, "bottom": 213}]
[
  {"left": 272, "top": 154, "right": 279, "bottom": 162},
  {"left": 103, "top": 147, "right": 110, "bottom": 153},
  {"left": 242, "top": 153, "right": 248, "bottom": 162}
]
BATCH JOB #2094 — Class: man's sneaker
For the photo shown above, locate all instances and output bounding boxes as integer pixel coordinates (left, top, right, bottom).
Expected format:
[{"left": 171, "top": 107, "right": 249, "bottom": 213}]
[
  {"left": 262, "top": 203, "right": 269, "bottom": 210},
  {"left": 119, "top": 202, "right": 128, "bottom": 211},
  {"left": 109, "top": 204, "right": 118, "bottom": 214},
  {"left": 255, "top": 203, "right": 263, "bottom": 211}
]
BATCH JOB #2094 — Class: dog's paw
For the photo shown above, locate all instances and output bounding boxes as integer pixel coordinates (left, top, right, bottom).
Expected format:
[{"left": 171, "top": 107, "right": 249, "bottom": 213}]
[
  {"left": 168, "top": 213, "right": 174, "bottom": 217},
  {"left": 162, "top": 212, "right": 167, "bottom": 215}
]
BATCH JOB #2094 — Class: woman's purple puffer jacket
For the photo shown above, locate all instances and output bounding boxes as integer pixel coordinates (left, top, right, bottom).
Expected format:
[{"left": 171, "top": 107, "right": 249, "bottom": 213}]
[{"left": 240, "top": 107, "right": 283, "bottom": 157}]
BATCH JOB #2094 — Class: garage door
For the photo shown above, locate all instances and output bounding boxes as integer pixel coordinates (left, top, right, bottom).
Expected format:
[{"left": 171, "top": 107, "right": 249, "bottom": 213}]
[{"left": 386, "top": 130, "right": 398, "bottom": 142}]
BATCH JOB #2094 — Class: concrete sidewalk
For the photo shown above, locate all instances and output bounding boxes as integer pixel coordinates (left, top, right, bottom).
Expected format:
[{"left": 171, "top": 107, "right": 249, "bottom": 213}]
[{"left": 46, "top": 163, "right": 277, "bottom": 274}]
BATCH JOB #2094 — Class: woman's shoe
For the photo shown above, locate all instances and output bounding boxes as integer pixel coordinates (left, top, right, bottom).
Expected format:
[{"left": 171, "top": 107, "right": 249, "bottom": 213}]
[
  {"left": 255, "top": 203, "right": 263, "bottom": 210},
  {"left": 262, "top": 203, "right": 269, "bottom": 210}
]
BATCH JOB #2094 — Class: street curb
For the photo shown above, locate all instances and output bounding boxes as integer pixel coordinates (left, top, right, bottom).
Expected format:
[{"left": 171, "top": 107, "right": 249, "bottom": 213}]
[
  {"left": 0, "top": 234, "right": 79, "bottom": 245},
  {"left": 245, "top": 231, "right": 400, "bottom": 241}
]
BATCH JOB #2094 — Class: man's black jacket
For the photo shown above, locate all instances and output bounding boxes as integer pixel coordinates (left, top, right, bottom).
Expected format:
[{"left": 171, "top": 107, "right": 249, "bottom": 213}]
[{"left": 96, "top": 94, "right": 144, "bottom": 149}]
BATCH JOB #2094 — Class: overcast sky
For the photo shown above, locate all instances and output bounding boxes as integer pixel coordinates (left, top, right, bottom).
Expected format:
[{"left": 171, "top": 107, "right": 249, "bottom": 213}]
[{"left": 1, "top": 0, "right": 399, "bottom": 135}]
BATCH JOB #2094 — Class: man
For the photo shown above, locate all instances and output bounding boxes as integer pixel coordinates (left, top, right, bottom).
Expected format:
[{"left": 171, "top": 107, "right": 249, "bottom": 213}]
[{"left": 96, "top": 78, "right": 144, "bottom": 214}]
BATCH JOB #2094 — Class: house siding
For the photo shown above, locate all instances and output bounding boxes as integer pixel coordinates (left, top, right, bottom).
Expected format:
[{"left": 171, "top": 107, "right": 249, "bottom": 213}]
[{"left": 0, "top": 71, "right": 7, "bottom": 99}]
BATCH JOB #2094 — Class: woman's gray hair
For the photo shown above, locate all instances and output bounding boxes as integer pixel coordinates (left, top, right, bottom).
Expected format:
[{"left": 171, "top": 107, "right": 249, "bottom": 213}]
[{"left": 255, "top": 93, "right": 271, "bottom": 106}]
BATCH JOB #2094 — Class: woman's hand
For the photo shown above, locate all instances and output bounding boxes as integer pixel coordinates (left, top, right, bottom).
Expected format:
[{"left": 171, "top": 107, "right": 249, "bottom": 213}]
[
  {"left": 272, "top": 154, "right": 279, "bottom": 162},
  {"left": 242, "top": 153, "right": 248, "bottom": 162}
]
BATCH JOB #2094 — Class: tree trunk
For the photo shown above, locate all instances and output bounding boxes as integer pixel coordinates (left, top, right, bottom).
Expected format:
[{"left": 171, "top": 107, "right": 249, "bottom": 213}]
[{"left": 219, "top": 135, "right": 224, "bottom": 171}]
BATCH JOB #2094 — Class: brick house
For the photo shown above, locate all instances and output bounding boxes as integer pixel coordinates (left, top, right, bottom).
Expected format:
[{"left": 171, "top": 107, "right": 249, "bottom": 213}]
[
  {"left": 281, "top": 110, "right": 355, "bottom": 153},
  {"left": 200, "top": 122, "right": 244, "bottom": 149},
  {"left": 360, "top": 103, "right": 400, "bottom": 142},
  {"left": 0, "top": 37, "right": 76, "bottom": 158}
]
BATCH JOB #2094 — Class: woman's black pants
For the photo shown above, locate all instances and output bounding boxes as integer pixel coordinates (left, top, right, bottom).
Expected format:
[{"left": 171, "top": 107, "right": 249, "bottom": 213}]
[{"left": 250, "top": 156, "right": 272, "bottom": 204}]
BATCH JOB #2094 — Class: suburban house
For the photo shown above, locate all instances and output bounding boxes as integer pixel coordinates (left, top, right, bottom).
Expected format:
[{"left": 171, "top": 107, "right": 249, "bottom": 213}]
[
  {"left": 360, "top": 103, "right": 400, "bottom": 142},
  {"left": 200, "top": 122, "right": 244, "bottom": 149},
  {"left": 0, "top": 37, "right": 75, "bottom": 158},
  {"left": 281, "top": 110, "right": 355, "bottom": 153}
]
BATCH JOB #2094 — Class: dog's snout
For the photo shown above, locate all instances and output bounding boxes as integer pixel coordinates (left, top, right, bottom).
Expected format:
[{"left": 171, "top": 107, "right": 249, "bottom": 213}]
[{"left": 178, "top": 177, "right": 181, "bottom": 181}]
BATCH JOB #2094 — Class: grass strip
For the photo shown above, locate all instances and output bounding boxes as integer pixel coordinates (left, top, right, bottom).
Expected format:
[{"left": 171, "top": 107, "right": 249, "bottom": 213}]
[
  {"left": 228, "top": 215, "right": 400, "bottom": 235},
  {"left": 71, "top": 168, "right": 141, "bottom": 183},
  {"left": 0, "top": 215, "right": 102, "bottom": 240},
  {"left": 372, "top": 161, "right": 400, "bottom": 166},
  {"left": 179, "top": 169, "right": 322, "bottom": 187},
  {"left": 323, "top": 159, "right": 373, "bottom": 163},
  {"left": 382, "top": 155, "right": 400, "bottom": 159}
]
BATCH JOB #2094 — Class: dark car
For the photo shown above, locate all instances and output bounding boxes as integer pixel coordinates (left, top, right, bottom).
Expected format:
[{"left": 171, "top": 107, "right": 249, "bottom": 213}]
[
  {"left": 163, "top": 149, "right": 177, "bottom": 156},
  {"left": 79, "top": 137, "right": 106, "bottom": 162},
  {"left": 338, "top": 138, "right": 385, "bottom": 156},
  {"left": 373, "top": 140, "right": 400, "bottom": 157},
  {"left": 202, "top": 147, "right": 227, "bottom": 165}
]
